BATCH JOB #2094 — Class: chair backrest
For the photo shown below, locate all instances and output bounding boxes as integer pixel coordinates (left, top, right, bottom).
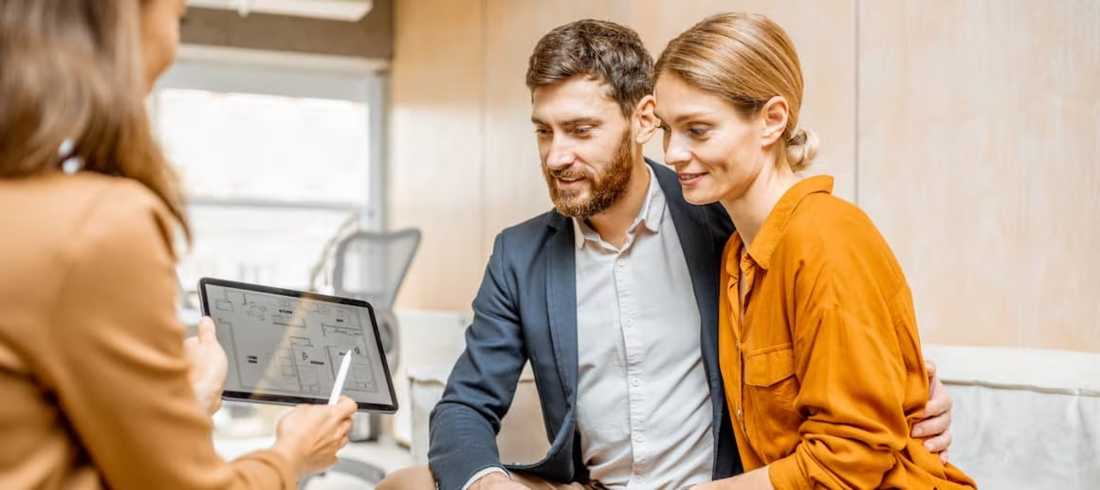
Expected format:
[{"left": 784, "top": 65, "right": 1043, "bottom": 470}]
[{"left": 331, "top": 228, "right": 421, "bottom": 308}]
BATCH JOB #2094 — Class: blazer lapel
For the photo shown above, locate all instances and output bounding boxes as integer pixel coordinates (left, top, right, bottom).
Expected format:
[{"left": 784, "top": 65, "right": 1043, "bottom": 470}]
[
  {"left": 651, "top": 162, "right": 724, "bottom": 403},
  {"left": 544, "top": 211, "right": 579, "bottom": 404}
]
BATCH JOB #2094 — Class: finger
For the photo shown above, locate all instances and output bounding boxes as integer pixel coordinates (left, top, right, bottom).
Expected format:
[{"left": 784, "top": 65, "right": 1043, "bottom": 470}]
[
  {"left": 940, "top": 450, "right": 950, "bottom": 464},
  {"left": 922, "top": 428, "right": 953, "bottom": 454},
  {"left": 335, "top": 396, "right": 357, "bottom": 416},
  {"left": 924, "top": 381, "right": 953, "bottom": 417},
  {"left": 912, "top": 409, "right": 951, "bottom": 438},
  {"left": 199, "top": 317, "right": 217, "bottom": 342},
  {"left": 337, "top": 418, "right": 353, "bottom": 437},
  {"left": 925, "top": 359, "right": 937, "bottom": 378}
]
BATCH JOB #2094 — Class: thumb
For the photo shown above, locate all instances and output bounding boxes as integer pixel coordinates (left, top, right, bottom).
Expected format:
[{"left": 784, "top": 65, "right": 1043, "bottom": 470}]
[{"left": 199, "top": 317, "right": 217, "bottom": 343}]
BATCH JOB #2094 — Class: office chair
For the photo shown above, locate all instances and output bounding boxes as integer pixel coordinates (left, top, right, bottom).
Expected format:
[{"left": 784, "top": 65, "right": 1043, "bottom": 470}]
[
  {"left": 298, "top": 459, "right": 387, "bottom": 489},
  {"left": 297, "top": 229, "right": 421, "bottom": 488},
  {"left": 330, "top": 228, "right": 421, "bottom": 384}
]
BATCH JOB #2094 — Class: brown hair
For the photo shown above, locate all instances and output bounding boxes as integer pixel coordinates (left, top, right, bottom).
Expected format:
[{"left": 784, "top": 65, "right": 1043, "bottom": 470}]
[
  {"left": 656, "top": 12, "right": 819, "bottom": 171},
  {"left": 526, "top": 19, "right": 654, "bottom": 118},
  {"left": 0, "top": 0, "right": 191, "bottom": 241}
]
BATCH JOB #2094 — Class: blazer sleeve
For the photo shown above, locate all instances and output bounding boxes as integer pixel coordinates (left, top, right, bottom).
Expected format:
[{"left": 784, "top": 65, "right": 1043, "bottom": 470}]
[
  {"left": 428, "top": 233, "right": 528, "bottom": 490},
  {"left": 41, "top": 181, "right": 297, "bottom": 490}
]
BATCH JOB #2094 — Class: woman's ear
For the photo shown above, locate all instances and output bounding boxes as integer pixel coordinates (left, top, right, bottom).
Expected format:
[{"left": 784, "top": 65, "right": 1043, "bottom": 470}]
[{"left": 759, "top": 96, "right": 789, "bottom": 148}]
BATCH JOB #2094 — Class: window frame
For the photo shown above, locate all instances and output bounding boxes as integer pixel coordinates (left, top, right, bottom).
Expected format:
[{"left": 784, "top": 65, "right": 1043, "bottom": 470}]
[
  {"left": 151, "top": 46, "right": 390, "bottom": 294},
  {"left": 150, "top": 45, "right": 389, "bottom": 231}
]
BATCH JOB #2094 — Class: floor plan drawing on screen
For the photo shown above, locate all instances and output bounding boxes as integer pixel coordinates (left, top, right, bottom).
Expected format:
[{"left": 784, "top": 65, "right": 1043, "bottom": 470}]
[{"left": 206, "top": 285, "right": 383, "bottom": 400}]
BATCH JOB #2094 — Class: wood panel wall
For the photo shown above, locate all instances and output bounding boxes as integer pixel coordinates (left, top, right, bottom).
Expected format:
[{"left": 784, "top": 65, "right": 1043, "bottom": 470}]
[{"left": 389, "top": 0, "right": 1100, "bottom": 352}]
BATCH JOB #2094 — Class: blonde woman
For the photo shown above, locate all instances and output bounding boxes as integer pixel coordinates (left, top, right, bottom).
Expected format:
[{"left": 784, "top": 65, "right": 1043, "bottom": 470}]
[
  {"left": 0, "top": 1, "right": 356, "bottom": 488},
  {"left": 653, "top": 13, "right": 976, "bottom": 489}
]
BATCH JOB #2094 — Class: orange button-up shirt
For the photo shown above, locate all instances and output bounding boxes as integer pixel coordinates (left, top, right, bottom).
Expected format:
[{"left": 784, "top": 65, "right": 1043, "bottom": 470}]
[{"left": 719, "top": 176, "right": 976, "bottom": 489}]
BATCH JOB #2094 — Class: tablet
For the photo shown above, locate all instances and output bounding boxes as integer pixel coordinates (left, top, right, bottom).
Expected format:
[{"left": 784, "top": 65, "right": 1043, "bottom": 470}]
[{"left": 197, "top": 278, "right": 398, "bottom": 413}]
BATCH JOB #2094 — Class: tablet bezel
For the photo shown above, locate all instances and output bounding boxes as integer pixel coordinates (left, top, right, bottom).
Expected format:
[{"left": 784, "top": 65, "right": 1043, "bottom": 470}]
[{"left": 197, "top": 277, "right": 399, "bottom": 414}]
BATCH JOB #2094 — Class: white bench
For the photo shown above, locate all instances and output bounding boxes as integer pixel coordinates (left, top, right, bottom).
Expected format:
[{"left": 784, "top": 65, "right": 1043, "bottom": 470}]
[
  {"left": 923, "top": 344, "right": 1100, "bottom": 489},
  {"left": 402, "top": 309, "right": 1100, "bottom": 488}
]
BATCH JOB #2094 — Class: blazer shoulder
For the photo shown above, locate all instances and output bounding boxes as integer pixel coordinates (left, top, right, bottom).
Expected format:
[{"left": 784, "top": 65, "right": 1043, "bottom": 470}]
[
  {"left": 494, "top": 209, "right": 560, "bottom": 252},
  {"left": 4, "top": 173, "right": 178, "bottom": 260},
  {"left": 60, "top": 175, "right": 180, "bottom": 266}
]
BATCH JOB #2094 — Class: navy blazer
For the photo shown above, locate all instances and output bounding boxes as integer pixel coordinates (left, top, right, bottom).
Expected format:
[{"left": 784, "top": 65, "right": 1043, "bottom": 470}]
[{"left": 428, "top": 160, "right": 742, "bottom": 490}]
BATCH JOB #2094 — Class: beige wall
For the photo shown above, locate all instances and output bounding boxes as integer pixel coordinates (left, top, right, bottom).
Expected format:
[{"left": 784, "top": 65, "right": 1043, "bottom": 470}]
[
  {"left": 389, "top": 0, "right": 1100, "bottom": 352},
  {"left": 857, "top": 0, "right": 1100, "bottom": 352}
]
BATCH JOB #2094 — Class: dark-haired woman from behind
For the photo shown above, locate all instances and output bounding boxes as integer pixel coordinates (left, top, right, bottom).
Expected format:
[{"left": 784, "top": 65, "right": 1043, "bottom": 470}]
[{"left": 0, "top": 1, "right": 356, "bottom": 488}]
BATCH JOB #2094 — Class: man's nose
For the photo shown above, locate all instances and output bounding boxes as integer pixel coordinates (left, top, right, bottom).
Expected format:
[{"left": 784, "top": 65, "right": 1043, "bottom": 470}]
[{"left": 545, "top": 137, "right": 577, "bottom": 171}]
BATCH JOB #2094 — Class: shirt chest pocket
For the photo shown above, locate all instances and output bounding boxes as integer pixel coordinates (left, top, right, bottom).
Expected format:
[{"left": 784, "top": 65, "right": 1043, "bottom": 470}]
[
  {"left": 744, "top": 344, "right": 796, "bottom": 387},
  {"left": 742, "top": 344, "right": 803, "bottom": 462}
]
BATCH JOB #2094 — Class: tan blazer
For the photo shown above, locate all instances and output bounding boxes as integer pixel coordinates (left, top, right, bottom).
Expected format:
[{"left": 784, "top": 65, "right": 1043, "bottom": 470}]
[{"left": 0, "top": 172, "right": 295, "bottom": 489}]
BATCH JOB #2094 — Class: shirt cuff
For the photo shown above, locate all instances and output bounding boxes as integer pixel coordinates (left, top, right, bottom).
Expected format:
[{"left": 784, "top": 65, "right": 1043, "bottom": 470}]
[
  {"left": 768, "top": 455, "right": 813, "bottom": 490},
  {"left": 462, "top": 467, "right": 509, "bottom": 490}
]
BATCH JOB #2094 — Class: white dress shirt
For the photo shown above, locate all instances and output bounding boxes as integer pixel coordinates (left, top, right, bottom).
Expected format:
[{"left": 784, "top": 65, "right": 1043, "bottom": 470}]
[
  {"left": 463, "top": 168, "right": 714, "bottom": 490},
  {"left": 572, "top": 167, "right": 714, "bottom": 489}
]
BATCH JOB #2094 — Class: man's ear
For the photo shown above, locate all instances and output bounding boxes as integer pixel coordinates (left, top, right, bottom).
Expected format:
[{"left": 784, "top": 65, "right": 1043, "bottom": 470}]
[
  {"left": 633, "top": 95, "right": 659, "bottom": 145},
  {"left": 759, "top": 96, "right": 790, "bottom": 148}
]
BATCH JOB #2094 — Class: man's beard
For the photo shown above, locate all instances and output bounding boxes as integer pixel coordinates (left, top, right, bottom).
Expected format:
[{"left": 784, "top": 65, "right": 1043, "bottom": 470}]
[{"left": 542, "top": 131, "right": 634, "bottom": 220}]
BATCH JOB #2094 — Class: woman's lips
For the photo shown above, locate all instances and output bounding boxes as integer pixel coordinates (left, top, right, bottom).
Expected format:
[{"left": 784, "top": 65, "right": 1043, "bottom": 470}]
[{"left": 678, "top": 172, "right": 707, "bottom": 186}]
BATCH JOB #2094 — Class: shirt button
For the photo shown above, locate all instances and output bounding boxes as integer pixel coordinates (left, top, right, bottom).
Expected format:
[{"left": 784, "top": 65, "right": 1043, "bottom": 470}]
[
  {"left": 736, "top": 340, "right": 741, "bottom": 351},
  {"left": 631, "top": 378, "right": 641, "bottom": 387},
  {"left": 625, "top": 319, "right": 635, "bottom": 328},
  {"left": 633, "top": 433, "right": 645, "bottom": 443},
  {"left": 736, "top": 409, "right": 743, "bottom": 420},
  {"left": 616, "top": 259, "right": 625, "bottom": 268}
]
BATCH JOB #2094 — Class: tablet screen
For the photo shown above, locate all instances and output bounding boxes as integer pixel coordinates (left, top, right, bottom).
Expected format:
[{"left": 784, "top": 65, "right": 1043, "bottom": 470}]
[{"left": 199, "top": 279, "right": 396, "bottom": 412}]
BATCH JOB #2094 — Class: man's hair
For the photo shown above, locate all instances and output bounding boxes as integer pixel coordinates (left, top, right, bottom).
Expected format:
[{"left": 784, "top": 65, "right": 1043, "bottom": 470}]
[{"left": 526, "top": 19, "right": 654, "bottom": 118}]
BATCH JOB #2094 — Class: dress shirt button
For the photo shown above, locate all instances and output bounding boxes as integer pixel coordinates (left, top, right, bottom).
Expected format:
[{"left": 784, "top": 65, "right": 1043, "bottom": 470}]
[
  {"left": 736, "top": 409, "right": 743, "bottom": 420},
  {"left": 625, "top": 319, "right": 635, "bottom": 328},
  {"left": 736, "top": 340, "right": 741, "bottom": 351},
  {"left": 616, "top": 259, "right": 625, "bottom": 268},
  {"left": 631, "top": 378, "right": 641, "bottom": 387},
  {"left": 633, "top": 433, "right": 645, "bottom": 443}
]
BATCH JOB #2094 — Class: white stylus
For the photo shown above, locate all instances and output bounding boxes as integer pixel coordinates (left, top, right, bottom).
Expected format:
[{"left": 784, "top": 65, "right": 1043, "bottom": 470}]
[{"left": 328, "top": 350, "right": 353, "bottom": 405}]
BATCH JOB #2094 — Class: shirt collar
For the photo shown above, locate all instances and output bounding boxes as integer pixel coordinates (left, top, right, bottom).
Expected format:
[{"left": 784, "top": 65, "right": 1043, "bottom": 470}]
[
  {"left": 728, "top": 175, "right": 834, "bottom": 273},
  {"left": 573, "top": 166, "right": 665, "bottom": 250}
]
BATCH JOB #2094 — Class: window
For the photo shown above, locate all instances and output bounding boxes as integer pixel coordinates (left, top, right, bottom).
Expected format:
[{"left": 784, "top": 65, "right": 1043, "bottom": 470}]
[{"left": 150, "top": 53, "right": 386, "bottom": 295}]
